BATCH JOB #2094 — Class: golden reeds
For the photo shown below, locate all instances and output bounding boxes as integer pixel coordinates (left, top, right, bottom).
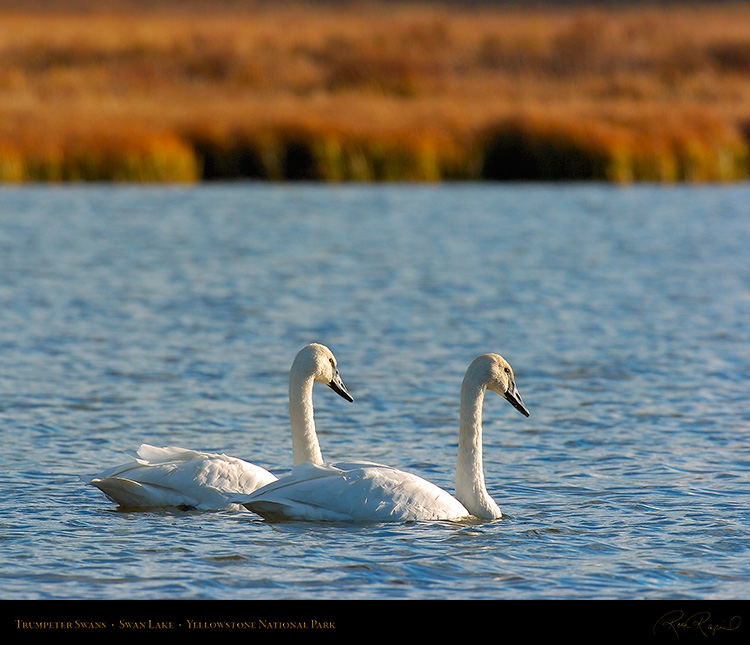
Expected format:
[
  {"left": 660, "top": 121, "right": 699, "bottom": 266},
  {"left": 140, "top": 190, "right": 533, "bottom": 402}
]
[{"left": 1, "top": 1, "right": 749, "bottom": 182}]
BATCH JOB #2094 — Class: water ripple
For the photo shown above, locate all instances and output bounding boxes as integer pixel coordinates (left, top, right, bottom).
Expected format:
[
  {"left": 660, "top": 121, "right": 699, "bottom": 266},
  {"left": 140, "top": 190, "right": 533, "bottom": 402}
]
[{"left": 2, "top": 184, "right": 749, "bottom": 600}]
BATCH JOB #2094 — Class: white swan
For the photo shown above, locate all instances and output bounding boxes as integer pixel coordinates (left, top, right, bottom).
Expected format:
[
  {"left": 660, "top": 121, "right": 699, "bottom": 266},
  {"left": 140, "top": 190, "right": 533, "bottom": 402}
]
[
  {"left": 233, "top": 353, "right": 529, "bottom": 522},
  {"left": 87, "top": 343, "right": 353, "bottom": 510}
]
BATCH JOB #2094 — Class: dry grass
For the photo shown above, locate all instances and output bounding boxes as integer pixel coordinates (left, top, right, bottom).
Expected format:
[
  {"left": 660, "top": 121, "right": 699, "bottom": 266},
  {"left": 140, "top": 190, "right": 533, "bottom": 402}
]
[{"left": 1, "top": 1, "right": 749, "bottom": 181}]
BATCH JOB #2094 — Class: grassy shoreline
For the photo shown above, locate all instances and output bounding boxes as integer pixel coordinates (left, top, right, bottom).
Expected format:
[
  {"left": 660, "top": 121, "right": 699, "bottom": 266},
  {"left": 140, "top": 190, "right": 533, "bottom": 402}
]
[{"left": 1, "top": 2, "right": 749, "bottom": 182}]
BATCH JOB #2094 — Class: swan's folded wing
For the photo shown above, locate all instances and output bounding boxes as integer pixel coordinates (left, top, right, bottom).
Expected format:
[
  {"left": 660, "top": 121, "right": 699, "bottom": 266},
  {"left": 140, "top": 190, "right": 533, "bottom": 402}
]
[
  {"left": 135, "top": 444, "right": 209, "bottom": 464},
  {"left": 86, "top": 444, "right": 212, "bottom": 482},
  {"left": 87, "top": 444, "right": 277, "bottom": 509},
  {"left": 235, "top": 461, "right": 469, "bottom": 522}
]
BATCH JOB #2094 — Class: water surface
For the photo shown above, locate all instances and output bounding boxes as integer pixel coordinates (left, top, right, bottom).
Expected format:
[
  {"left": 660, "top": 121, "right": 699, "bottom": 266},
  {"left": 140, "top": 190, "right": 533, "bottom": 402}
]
[{"left": 1, "top": 183, "right": 749, "bottom": 602}]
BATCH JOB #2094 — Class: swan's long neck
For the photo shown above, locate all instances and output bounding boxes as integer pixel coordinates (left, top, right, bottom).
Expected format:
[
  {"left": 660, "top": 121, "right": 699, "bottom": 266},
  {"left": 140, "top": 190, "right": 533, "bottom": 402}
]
[
  {"left": 289, "top": 369, "right": 324, "bottom": 466},
  {"left": 454, "top": 373, "right": 502, "bottom": 520}
]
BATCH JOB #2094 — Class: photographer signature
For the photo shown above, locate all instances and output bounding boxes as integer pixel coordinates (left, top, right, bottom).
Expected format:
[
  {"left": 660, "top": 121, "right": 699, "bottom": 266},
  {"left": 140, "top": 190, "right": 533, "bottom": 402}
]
[{"left": 654, "top": 610, "right": 741, "bottom": 638}]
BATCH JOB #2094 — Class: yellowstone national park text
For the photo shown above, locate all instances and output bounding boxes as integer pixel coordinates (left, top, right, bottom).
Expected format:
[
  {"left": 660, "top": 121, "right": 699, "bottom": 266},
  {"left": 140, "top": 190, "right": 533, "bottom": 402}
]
[{"left": 15, "top": 619, "right": 335, "bottom": 631}]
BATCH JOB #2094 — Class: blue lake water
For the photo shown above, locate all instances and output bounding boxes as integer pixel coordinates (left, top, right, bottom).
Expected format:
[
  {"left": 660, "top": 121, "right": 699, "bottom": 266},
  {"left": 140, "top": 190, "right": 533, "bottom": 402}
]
[{"left": 1, "top": 182, "right": 749, "bottom": 605}]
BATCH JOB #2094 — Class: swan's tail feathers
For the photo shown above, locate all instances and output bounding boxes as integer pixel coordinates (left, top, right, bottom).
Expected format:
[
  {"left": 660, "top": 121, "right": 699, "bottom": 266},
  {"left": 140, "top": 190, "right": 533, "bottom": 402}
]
[
  {"left": 241, "top": 500, "right": 298, "bottom": 522},
  {"left": 89, "top": 476, "right": 211, "bottom": 509},
  {"left": 89, "top": 476, "right": 158, "bottom": 508}
]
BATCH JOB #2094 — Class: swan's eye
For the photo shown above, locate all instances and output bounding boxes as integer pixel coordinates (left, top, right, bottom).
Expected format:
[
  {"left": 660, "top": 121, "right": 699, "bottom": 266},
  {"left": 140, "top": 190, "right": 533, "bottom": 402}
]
[{"left": 504, "top": 367, "right": 511, "bottom": 375}]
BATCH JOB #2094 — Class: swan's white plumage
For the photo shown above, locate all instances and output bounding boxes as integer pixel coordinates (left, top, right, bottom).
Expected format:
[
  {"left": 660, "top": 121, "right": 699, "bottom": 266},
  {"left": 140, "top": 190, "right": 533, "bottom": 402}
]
[
  {"left": 87, "top": 343, "right": 353, "bottom": 510},
  {"left": 89, "top": 444, "right": 277, "bottom": 510},
  {"left": 240, "top": 460, "right": 470, "bottom": 522},
  {"left": 235, "top": 353, "right": 529, "bottom": 523}
]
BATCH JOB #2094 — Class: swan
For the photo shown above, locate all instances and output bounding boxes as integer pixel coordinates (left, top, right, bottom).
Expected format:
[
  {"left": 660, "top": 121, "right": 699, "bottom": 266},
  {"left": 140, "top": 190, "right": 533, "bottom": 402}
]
[
  {"left": 233, "top": 353, "right": 529, "bottom": 522},
  {"left": 86, "top": 343, "right": 353, "bottom": 510}
]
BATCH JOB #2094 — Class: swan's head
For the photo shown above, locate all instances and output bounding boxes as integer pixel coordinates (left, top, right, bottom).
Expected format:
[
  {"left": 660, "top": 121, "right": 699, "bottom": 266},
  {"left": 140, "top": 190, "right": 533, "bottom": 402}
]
[
  {"left": 472, "top": 353, "right": 529, "bottom": 417},
  {"left": 294, "top": 343, "right": 354, "bottom": 402}
]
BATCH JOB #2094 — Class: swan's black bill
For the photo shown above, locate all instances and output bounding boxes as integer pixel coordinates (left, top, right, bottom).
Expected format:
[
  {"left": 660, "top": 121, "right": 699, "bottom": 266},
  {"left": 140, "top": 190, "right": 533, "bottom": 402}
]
[
  {"left": 504, "top": 384, "right": 530, "bottom": 417},
  {"left": 328, "top": 370, "right": 354, "bottom": 402}
]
